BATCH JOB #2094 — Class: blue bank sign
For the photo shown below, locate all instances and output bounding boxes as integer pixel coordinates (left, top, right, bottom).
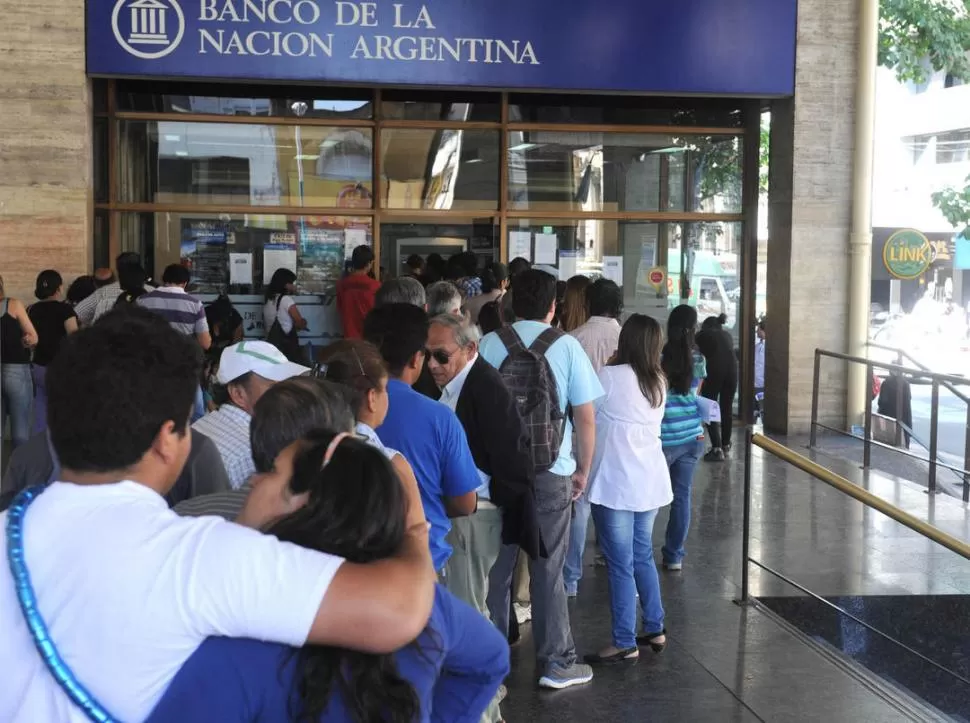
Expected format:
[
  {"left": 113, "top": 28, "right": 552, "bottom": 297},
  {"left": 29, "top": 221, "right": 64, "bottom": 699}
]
[{"left": 87, "top": 0, "right": 796, "bottom": 95}]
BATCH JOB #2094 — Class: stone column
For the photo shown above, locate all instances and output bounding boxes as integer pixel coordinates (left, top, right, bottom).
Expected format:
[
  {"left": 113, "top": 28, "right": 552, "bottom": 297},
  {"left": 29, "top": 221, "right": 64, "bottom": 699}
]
[
  {"left": 0, "top": 0, "right": 91, "bottom": 299},
  {"left": 765, "top": 0, "right": 860, "bottom": 434}
]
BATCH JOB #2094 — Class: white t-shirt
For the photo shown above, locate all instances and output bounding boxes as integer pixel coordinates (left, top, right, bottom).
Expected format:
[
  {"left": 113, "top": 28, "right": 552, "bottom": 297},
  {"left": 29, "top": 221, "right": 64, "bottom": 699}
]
[
  {"left": 0, "top": 481, "right": 343, "bottom": 723},
  {"left": 263, "top": 294, "right": 296, "bottom": 335},
  {"left": 587, "top": 365, "right": 672, "bottom": 512}
]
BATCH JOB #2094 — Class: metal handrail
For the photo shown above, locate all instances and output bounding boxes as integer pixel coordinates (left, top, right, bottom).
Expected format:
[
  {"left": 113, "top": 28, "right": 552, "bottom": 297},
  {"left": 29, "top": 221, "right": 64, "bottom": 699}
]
[
  {"left": 810, "top": 348, "right": 970, "bottom": 500},
  {"left": 867, "top": 341, "right": 970, "bottom": 405},
  {"left": 741, "top": 431, "right": 970, "bottom": 689}
]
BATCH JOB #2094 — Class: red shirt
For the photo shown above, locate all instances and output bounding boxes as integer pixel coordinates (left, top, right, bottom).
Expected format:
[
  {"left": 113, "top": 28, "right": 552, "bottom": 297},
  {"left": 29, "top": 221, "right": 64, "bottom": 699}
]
[{"left": 336, "top": 273, "right": 381, "bottom": 338}]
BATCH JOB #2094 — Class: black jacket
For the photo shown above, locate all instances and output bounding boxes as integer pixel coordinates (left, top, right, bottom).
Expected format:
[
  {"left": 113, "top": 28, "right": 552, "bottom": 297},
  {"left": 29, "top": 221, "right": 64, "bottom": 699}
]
[{"left": 453, "top": 357, "right": 546, "bottom": 559}]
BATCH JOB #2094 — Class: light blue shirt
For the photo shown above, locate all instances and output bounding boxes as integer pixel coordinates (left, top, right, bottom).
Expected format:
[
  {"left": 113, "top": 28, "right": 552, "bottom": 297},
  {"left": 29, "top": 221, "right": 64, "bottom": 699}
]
[{"left": 479, "top": 320, "right": 604, "bottom": 476}]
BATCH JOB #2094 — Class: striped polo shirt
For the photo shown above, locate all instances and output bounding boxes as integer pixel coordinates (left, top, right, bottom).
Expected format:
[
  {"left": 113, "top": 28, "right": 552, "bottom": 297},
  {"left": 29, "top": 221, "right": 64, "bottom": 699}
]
[
  {"left": 660, "top": 351, "right": 707, "bottom": 448},
  {"left": 137, "top": 286, "right": 209, "bottom": 338}
]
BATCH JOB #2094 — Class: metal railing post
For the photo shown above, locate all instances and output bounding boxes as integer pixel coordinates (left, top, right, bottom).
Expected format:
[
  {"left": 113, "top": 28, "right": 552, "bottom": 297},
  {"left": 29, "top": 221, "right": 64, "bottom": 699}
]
[
  {"left": 964, "top": 405, "right": 970, "bottom": 503},
  {"left": 929, "top": 379, "right": 940, "bottom": 494},
  {"left": 895, "top": 370, "right": 904, "bottom": 448},
  {"left": 863, "top": 362, "right": 873, "bottom": 469},
  {"left": 810, "top": 350, "right": 821, "bottom": 448},
  {"left": 741, "top": 428, "right": 752, "bottom": 603}
]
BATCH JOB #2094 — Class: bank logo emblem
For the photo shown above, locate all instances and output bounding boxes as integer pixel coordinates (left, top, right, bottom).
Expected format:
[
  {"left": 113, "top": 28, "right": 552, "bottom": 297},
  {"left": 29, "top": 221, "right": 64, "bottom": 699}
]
[{"left": 112, "top": 0, "right": 184, "bottom": 59}]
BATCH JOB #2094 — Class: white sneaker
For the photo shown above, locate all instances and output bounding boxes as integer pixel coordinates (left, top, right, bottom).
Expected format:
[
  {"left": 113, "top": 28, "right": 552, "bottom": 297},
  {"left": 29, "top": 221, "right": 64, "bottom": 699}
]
[
  {"left": 538, "top": 663, "right": 594, "bottom": 690},
  {"left": 513, "top": 602, "right": 532, "bottom": 625}
]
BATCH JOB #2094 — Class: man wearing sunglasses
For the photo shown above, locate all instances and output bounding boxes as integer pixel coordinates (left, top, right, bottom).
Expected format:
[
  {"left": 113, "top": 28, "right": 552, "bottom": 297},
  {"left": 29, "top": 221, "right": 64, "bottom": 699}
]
[
  {"left": 364, "top": 303, "right": 480, "bottom": 576},
  {"left": 427, "top": 314, "right": 542, "bottom": 615}
]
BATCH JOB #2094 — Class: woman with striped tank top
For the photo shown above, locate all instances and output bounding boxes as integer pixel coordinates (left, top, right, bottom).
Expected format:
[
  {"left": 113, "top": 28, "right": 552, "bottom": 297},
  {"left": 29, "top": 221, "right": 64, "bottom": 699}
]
[{"left": 659, "top": 305, "right": 707, "bottom": 572}]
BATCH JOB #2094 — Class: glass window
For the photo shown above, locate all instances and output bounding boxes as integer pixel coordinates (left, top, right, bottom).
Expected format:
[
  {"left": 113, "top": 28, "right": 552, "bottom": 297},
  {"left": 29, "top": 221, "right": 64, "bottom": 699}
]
[
  {"left": 381, "top": 90, "right": 500, "bottom": 122},
  {"left": 380, "top": 217, "right": 498, "bottom": 279},
  {"left": 381, "top": 129, "right": 499, "bottom": 210},
  {"left": 507, "top": 219, "right": 742, "bottom": 336},
  {"left": 118, "top": 121, "right": 374, "bottom": 208},
  {"left": 119, "top": 211, "right": 372, "bottom": 295},
  {"left": 507, "top": 132, "right": 742, "bottom": 214},
  {"left": 666, "top": 221, "right": 743, "bottom": 340},
  {"left": 509, "top": 94, "right": 744, "bottom": 127},
  {"left": 93, "top": 210, "right": 110, "bottom": 270},
  {"left": 94, "top": 118, "right": 109, "bottom": 203},
  {"left": 116, "top": 80, "right": 374, "bottom": 119}
]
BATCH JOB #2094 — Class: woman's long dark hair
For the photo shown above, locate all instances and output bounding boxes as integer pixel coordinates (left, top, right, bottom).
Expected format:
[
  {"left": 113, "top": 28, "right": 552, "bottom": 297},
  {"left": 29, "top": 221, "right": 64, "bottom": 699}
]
[
  {"left": 265, "top": 268, "right": 297, "bottom": 302},
  {"left": 480, "top": 262, "right": 508, "bottom": 294},
  {"left": 662, "top": 305, "right": 698, "bottom": 395},
  {"left": 270, "top": 432, "right": 421, "bottom": 723},
  {"left": 611, "top": 314, "right": 665, "bottom": 408}
]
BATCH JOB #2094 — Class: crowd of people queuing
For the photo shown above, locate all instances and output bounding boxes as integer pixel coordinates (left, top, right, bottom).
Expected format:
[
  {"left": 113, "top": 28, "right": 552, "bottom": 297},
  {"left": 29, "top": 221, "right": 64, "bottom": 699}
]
[{"left": 0, "top": 246, "right": 739, "bottom": 722}]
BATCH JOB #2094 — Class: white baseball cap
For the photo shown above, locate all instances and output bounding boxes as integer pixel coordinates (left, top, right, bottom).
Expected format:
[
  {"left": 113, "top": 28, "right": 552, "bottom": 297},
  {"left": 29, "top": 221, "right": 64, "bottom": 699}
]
[{"left": 217, "top": 341, "right": 310, "bottom": 385}]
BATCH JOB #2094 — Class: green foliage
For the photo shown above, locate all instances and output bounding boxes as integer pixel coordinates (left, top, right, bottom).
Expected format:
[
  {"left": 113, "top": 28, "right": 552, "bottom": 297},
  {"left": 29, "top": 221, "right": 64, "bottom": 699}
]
[
  {"left": 879, "top": 0, "right": 970, "bottom": 84},
  {"left": 931, "top": 178, "right": 970, "bottom": 237},
  {"left": 880, "top": 0, "right": 970, "bottom": 232}
]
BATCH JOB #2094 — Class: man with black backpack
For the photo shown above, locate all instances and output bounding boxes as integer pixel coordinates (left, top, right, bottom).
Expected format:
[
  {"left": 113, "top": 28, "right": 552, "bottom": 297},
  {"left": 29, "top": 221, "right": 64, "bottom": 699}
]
[{"left": 479, "top": 269, "right": 603, "bottom": 691}]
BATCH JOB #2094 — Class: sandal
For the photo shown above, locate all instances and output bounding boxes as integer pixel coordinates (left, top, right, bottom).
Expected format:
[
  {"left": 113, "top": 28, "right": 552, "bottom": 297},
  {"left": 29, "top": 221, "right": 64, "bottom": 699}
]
[
  {"left": 636, "top": 629, "right": 667, "bottom": 653},
  {"left": 583, "top": 646, "right": 639, "bottom": 664}
]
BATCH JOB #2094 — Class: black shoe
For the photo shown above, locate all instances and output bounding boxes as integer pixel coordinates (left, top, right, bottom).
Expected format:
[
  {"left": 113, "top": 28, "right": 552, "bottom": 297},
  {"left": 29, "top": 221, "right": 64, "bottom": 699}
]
[
  {"left": 704, "top": 448, "right": 725, "bottom": 462},
  {"left": 583, "top": 647, "right": 639, "bottom": 664},
  {"left": 635, "top": 629, "right": 668, "bottom": 653}
]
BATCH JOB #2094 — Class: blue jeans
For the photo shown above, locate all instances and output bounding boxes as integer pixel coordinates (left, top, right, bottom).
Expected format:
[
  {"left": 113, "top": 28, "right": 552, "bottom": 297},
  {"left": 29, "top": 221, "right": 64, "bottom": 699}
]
[
  {"left": 563, "top": 492, "right": 591, "bottom": 593},
  {"left": 1, "top": 363, "right": 33, "bottom": 449},
  {"left": 592, "top": 505, "right": 664, "bottom": 649},
  {"left": 662, "top": 440, "right": 704, "bottom": 565}
]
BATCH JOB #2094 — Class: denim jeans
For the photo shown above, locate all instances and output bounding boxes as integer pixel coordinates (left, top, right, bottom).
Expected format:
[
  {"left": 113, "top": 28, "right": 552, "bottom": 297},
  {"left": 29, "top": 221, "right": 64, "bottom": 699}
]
[
  {"left": 487, "top": 470, "right": 577, "bottom": 674},
  {"left": 192, "top": 385, "right": 206, "bottom": 423},
  {"left": 1, "top": 363, "right": 33, "bottom": 449},
  {"left": 31, "top": 365, "right": 48, "bottom": 435},
  {"left": 591, "top": 505, "right": 664, "bottom": 649},
  {"left": 662, "top": 440, "right": 705, "bottom": 565},
  {"left": 563, "top": 491, "right": 591, "bottom": 593}
]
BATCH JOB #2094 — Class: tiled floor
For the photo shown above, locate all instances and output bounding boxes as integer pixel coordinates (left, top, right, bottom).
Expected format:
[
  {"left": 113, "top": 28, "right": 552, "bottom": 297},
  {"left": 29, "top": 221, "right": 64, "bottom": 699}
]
[{"left": 501, "top": 432, "right": 967, "bottom": 722}]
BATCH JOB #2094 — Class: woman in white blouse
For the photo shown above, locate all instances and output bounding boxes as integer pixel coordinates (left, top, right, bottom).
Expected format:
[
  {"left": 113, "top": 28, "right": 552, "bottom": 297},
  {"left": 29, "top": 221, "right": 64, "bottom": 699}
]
[{"left": 583, "top": 313, "right": 672, "bottom": 665}]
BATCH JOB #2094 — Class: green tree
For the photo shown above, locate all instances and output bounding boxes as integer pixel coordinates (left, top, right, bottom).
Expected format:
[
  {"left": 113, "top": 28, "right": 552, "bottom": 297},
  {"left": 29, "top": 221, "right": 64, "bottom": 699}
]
[
  {"left": 879, "top": 0, "right": 970, "bottom": 236},
  {"left": 879, "top": 0, "right": 970, "bottom": 84}
]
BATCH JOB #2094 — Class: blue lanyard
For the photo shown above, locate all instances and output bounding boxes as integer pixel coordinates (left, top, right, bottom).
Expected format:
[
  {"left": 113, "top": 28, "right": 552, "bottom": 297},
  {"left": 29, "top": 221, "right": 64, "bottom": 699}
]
[{"left": 6, "top": 485, "right": 119, "bottom": 722}]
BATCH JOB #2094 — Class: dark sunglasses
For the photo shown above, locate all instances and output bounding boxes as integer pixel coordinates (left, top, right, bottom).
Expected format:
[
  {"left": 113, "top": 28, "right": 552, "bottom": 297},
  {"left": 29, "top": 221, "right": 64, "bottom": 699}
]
[{"left": 425, "top": 347, "right": 455, "bottom": 366}]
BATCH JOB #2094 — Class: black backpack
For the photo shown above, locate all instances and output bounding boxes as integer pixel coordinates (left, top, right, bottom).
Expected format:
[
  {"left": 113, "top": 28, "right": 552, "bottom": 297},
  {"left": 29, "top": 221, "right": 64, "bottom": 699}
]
[{"left": 496, "top": 326, "right": 566, "bottom": 472}]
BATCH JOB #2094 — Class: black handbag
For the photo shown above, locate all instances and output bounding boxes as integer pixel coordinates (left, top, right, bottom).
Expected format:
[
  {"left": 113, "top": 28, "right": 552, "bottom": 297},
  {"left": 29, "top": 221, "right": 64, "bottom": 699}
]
[{"left": 266, "top": 295, "right": 308, "bottom": 365}]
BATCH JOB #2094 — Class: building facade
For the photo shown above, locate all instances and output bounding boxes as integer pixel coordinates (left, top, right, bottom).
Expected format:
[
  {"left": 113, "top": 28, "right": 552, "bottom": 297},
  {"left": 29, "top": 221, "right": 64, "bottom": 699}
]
[{"left": 1, "top": 0, "right": 865, "bottom": 433}]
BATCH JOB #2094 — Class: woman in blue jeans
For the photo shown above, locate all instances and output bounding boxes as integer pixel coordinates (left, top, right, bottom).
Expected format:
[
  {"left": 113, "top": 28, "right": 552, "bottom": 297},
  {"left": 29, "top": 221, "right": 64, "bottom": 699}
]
[
  {"left": 1, "top": 277, "right": 38, "bottom": 449},
  {"left": 660, "top": 305, "right": 707, "bottom": 572},
  {"left": 583, "top": 314, "right": 672, "bottom": 664}
]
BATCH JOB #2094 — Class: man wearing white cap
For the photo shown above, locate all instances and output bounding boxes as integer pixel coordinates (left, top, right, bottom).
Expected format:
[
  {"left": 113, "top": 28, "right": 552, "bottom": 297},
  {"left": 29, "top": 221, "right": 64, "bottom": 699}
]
[{"left": 193, "top": 341, "right": 309, "bottom": 489}]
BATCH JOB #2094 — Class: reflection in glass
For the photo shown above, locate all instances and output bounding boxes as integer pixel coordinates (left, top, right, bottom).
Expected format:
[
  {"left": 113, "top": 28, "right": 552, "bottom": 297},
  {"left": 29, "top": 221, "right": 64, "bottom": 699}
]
[
  {"left": 381, "top": 129, "right": 499, "bottom": 210},
  {"left": 507, "top": 132, "right": 741, "bottom": 214},
  {"left": 508, "top": 94, "right": 744, "bottom": 127},
  {"left": 506, "top": 220, "right": 743, "bottom": 336},
  {"left": 381, "top": 90, "right": 500, "bottom": 122},
  {"left": 119, "top": 211, "right": 372, "bottom": 295},
  {"left": 116, "top": 80, "right": 373, "bottom": 118},
  {"left": 118, "top": 121, "right": 373, "bottom": 208}
]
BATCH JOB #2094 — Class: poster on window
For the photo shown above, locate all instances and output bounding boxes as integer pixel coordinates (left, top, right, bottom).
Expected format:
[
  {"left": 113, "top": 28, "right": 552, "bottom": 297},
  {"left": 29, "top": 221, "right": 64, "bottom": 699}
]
[{"left": 181, "top": 219, "right": 232, "bottom": 292}]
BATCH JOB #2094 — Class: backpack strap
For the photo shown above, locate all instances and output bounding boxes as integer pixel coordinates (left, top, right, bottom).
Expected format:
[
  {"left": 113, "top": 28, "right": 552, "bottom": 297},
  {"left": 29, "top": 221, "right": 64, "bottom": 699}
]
[
  {"left": 496, "top": 325, "right": 526, "bottom": 355},
  {"left": 529, "top": 327, "right": 565, "bottom": 355}
]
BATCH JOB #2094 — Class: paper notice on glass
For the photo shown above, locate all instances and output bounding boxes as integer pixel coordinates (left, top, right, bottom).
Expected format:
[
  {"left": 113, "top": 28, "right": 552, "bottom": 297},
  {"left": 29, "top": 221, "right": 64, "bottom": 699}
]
[
  {"left": 263, "top": 247, "right": 297, "bottom": 284},
  {"left": 558, "top": 251, "right": 579, "bottom": 280},
  {"left": 534, "top": 233, "right": 558, "bottom": 264},
  {"left": 344, "top": 228, "right": 368, "bottom": 258},
  {"left": 229, "top": 253, "right": 253, "bottom": 285},
  {"left": 602, "top": 256, "right": 624, "bottom": 286},
  {"left": 509, "top": 231, "right": 532, "bottom": 262}
]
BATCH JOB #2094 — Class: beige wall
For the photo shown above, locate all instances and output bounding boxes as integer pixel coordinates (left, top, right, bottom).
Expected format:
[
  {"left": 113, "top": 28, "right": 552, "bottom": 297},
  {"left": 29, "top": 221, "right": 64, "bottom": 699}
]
[
  {"left": 0, "top": 0, "right": 91, "bottom": 300},
  {"left": 765, "top": 0, "right": 860, "bottom": 434}
]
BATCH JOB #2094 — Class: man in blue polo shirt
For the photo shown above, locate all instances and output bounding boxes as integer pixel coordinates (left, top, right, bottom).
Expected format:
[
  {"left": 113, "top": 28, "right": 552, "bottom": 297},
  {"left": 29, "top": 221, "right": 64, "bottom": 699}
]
[
  {"left": 364, "top": 303, "right": 479, "bottom": 573},
  {"left": 479, "top": 269, "right": 603, "bottom": 691}
]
